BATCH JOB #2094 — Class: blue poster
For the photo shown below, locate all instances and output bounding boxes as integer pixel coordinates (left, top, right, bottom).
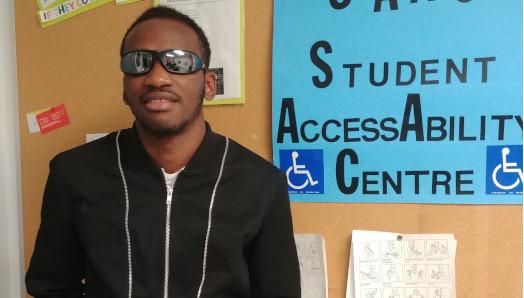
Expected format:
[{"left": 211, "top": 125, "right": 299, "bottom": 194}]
[{"left": 272, "top": 1, "right": 523, "bottom": 204}]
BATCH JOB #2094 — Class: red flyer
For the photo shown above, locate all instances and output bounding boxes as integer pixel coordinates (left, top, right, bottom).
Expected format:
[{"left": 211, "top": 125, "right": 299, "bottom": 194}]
[{"left": 36, "top": 104, "right": 70, "bottom": 134}]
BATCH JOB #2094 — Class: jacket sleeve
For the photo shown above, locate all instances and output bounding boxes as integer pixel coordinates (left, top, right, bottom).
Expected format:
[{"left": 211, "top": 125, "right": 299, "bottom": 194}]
[
  {"left": 247, "top": 173, "right": 301, "bottom": 298},
  {"left": 26, "top": 158, "right": 85, "bottom": 298}
]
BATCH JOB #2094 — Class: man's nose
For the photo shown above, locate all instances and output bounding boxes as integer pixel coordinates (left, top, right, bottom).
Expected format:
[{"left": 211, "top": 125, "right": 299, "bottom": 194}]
[{"left": 144, "top": 59, "right": 171, "bottom": 87}]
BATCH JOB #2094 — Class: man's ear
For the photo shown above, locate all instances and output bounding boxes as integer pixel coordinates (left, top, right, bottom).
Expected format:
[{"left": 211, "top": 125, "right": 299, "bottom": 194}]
[
  {"left": 122, "top": 76, "right": 129, "bottom": 105},
  {"left": 203, "top": 71, "right": 217, "bottom": 101},
  {"left": 123, "top": 91, "right": 129, "bottom": 105}
]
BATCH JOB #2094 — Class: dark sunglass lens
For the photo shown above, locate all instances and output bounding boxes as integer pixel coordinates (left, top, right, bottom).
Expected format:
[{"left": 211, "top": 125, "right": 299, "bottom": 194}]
[
  {"left": 162, "top": 50, "right": 203, "bottom": 73},
  {"left": 121, "top": 51, "right": 153, "bottom": 74}
]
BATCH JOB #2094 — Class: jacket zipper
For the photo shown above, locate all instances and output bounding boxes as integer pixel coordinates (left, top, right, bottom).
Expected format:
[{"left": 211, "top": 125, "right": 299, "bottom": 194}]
[
  {"left": 163, "top": 169, "right": 182, "bottom": 298},
  {"left": 164, "top": 187, "right": 173, "bottom": 298}
]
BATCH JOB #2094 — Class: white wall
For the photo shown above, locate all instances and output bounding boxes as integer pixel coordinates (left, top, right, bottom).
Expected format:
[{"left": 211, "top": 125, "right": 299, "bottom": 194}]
[{"left": 0, "top": 0, "right": 24, "bottom": 297}]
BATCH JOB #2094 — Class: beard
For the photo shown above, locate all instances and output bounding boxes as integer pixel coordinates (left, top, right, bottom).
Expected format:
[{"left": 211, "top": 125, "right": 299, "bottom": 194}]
[
  {"left": 129, "top": 88, "right": 205, "bottom": 138},
  {"left": 138, "top": 100, "right": 203, "bottom": 138}
]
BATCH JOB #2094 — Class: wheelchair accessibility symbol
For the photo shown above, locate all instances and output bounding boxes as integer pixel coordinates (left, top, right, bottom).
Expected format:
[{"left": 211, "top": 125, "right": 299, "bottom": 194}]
[
  {"left": 486, "top": 145, "right": 523, "bottom": 194},
  {"left": 286, "top": 151, "right": 319, "bottom": 189},
  {"left": 279, "top": 149, "right": 324, "bottom": 194}
]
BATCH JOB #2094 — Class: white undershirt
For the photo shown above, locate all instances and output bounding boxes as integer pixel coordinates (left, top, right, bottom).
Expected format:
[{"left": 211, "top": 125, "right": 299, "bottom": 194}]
[{"left": 162, "top": 168, "right": 183, "bottom": 191}]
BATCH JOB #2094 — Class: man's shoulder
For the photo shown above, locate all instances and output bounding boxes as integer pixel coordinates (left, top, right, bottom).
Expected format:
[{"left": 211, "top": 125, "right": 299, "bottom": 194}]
[
  {"left": 226, "top": 137, "right": 283, "bottom": 180},
  {"left": 51, "top": 130, "right": 119, "bottom": 168}
]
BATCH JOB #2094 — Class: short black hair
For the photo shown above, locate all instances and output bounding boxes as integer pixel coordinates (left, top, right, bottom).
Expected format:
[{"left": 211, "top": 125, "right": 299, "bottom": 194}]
[{"left": 120, "top": 6, "right": 211, "bottom": 67}]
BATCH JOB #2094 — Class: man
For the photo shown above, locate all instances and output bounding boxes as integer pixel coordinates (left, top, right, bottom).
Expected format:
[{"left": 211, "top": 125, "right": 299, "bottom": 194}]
[{"left": 26, "top": 6, "right": 301, "bottom": 298}]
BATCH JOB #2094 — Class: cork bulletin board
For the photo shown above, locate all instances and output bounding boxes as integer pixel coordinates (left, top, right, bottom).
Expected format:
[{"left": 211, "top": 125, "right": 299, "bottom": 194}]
[{"left": 15, "top": 1, "right": 521, "bottom": 297}]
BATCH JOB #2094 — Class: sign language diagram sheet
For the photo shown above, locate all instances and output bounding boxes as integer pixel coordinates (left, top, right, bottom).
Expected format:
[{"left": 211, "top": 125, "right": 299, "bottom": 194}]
[{"left": 347, "top": 230, "right": 456, "bottom": 298}]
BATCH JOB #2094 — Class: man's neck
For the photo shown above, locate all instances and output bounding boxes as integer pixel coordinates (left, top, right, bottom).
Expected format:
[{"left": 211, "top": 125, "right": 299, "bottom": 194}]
[{"left": 136, "top": 118, "right": 206, "bottom": 174}]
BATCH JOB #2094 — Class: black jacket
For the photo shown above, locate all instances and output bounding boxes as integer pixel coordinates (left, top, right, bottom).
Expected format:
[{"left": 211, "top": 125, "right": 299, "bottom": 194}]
[{"left": 26, "top": 125, "right": 301, "bottom": 298}]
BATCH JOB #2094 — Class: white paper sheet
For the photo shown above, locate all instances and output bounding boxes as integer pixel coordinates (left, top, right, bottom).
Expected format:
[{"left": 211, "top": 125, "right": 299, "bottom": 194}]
[
  {"left": 347, "top": 230, "right": 457, "bottom": 298},
  {"left": 295, "top": 234, "right": 328, "bottom": 298},
  {"left": 26, "top": 111, "right": 41, "bottom": 134},
  {"left": 86, "top": 133, "right": 108, "bottom": 143},
  {"left": 156, "top": 0, "right": 243, "bottom": 104}
]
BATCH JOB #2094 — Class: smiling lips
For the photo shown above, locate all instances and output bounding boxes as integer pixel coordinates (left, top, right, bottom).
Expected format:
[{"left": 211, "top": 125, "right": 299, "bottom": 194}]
[{"left": 141, "top": 91, "right": 179, "bottom": 111}]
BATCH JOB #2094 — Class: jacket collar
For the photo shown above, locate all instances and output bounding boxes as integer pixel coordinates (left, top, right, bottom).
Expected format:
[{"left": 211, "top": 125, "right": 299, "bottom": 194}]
[
  {"left": 119, "top": 122, "right": 225, "bottom": 177},
  {"left": 182, "top": 122, "right": 225, "bottom": 176}
]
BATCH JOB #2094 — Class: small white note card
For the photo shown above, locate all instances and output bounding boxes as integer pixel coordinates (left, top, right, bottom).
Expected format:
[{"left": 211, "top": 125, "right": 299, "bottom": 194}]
[
  {"left": 85, "top": 133, "right": 108, "bottom": 143},
  {"left": 295, "top": 234, "right": 328, "bottom": 298},
  {"left": 346, "top": 230, "right": 456, "bottom": 298}
]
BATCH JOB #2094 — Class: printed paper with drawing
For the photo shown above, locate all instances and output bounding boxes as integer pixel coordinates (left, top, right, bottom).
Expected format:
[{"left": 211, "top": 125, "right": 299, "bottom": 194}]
[
  {"left": 346, "top": 230, "right": 456, "bottom": 298},
  {"left": 295, "top": 234, "right": 328, "bottom": 298}
]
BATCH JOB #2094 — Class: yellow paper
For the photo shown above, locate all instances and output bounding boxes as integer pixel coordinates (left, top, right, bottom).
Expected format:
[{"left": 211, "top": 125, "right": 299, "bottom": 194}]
[
  {"left": 38, "top": 0, "right": 112, "bottom": 28},
  {"left": 36, "top": 0, "right": 63, "bottom": 10},
  {"left": 115, "top": 0, "right": 143, "bottom": 5}
]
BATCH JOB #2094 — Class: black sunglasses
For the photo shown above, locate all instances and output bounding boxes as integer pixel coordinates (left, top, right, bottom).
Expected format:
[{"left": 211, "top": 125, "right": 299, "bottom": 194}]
[{"left": 120, "top": 49, "right": 206, "bottom": 75}]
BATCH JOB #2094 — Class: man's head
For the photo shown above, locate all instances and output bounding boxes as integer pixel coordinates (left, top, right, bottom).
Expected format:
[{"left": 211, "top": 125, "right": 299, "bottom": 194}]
[
  {"left": 120, "top": 6, "right": 211, "bottom": 68},
  {"left": 120, "top": 7, "right": 216, "bottom": 138}
]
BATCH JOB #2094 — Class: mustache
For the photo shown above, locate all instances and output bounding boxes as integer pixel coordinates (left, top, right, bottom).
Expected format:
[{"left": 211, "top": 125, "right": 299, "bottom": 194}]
[{"left": 139, "top": 88, "right": 180, "bottom": 102}]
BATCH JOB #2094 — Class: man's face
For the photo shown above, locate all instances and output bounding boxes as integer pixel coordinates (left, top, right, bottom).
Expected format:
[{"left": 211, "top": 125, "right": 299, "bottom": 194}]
[{"left": 122, "top": 18, "right": 216, "bottom": 137}]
